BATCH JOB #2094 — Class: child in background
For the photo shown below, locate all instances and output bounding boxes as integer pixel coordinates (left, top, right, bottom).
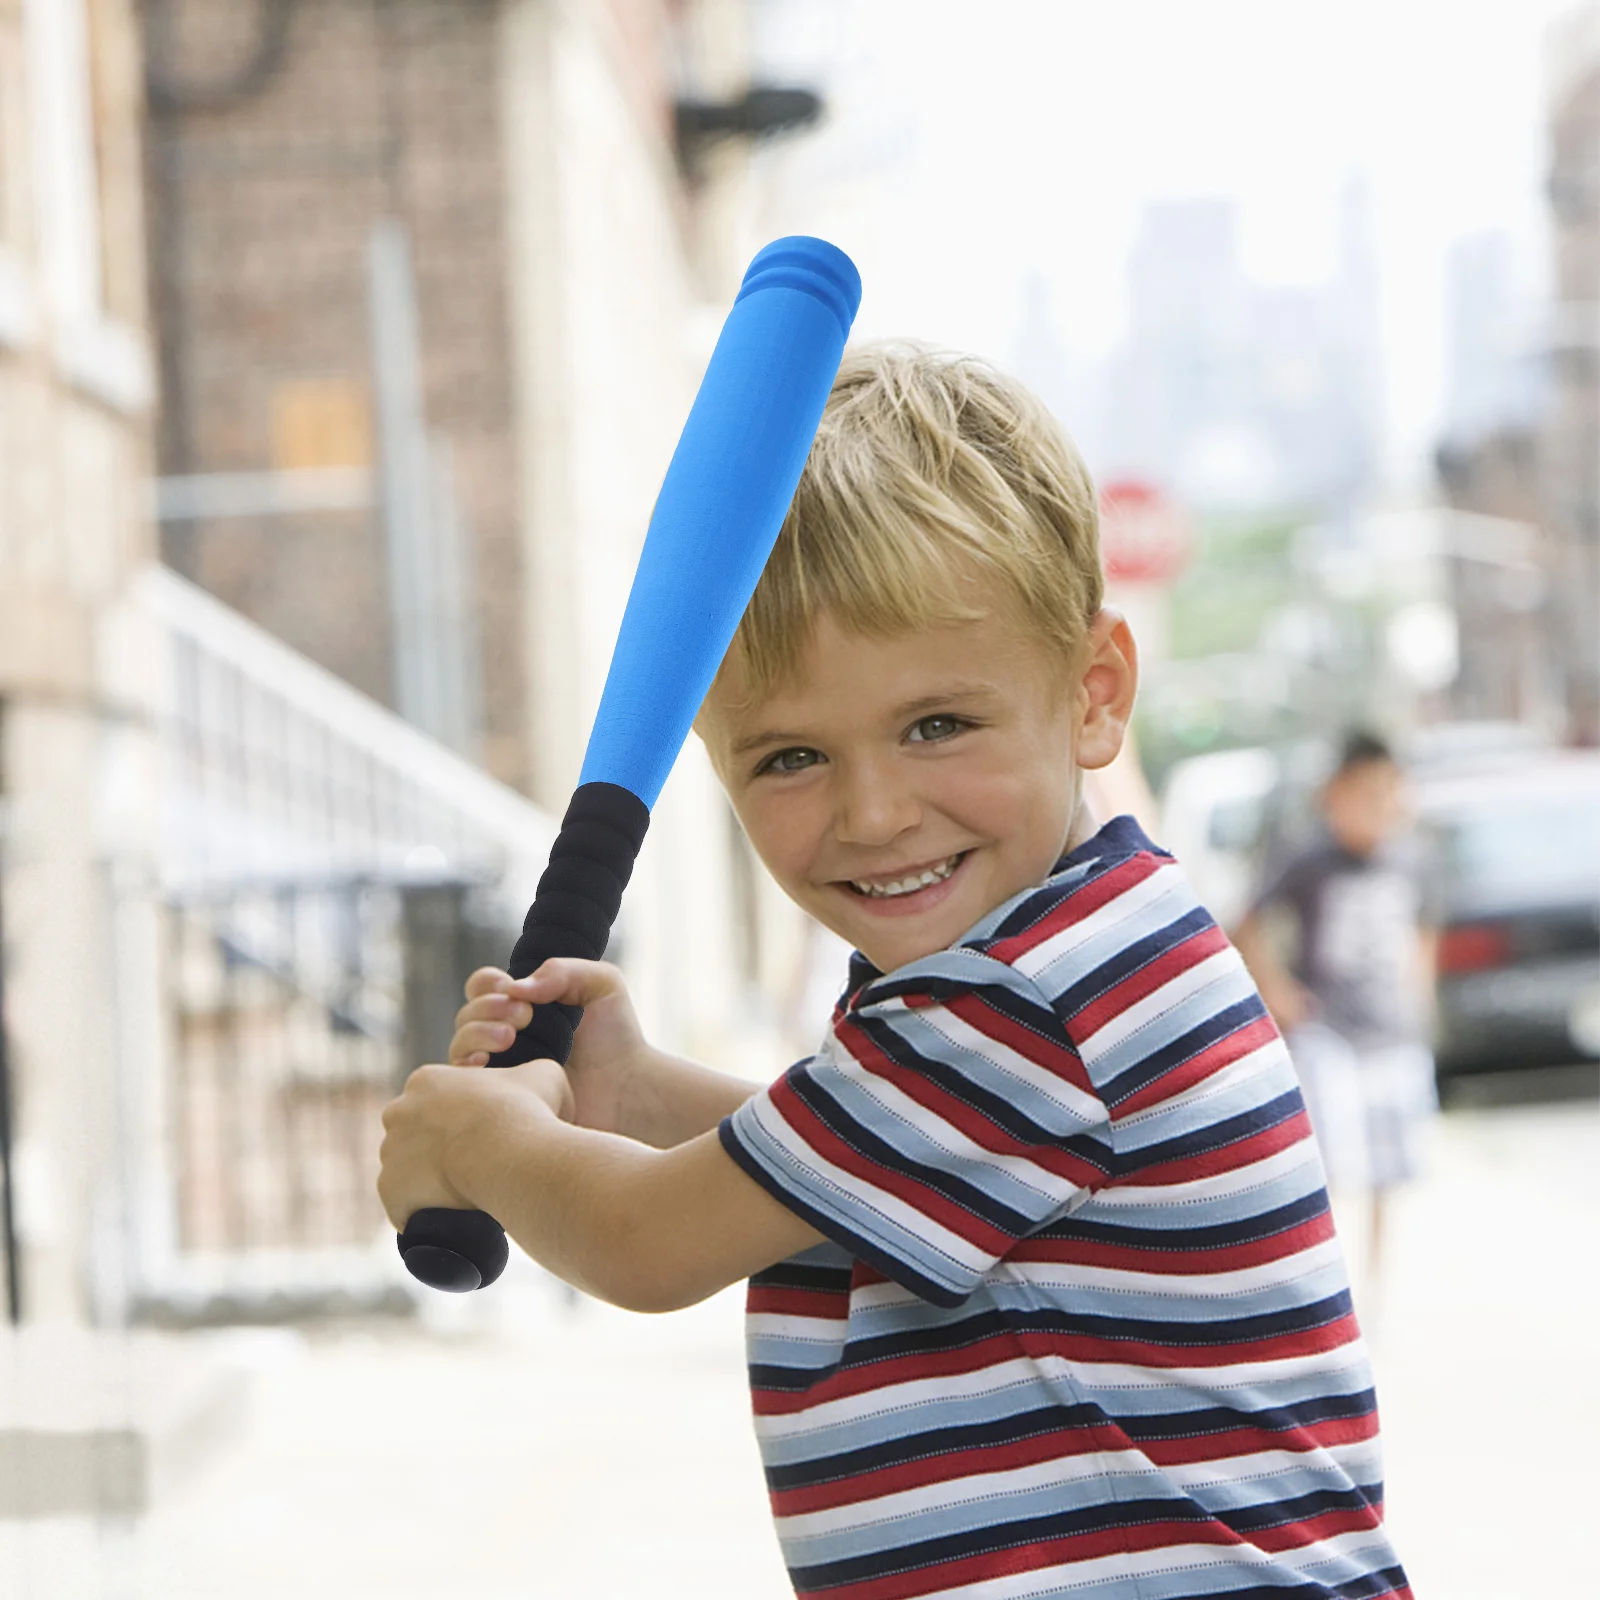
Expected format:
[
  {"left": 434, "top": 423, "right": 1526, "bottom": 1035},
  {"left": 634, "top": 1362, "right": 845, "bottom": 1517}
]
[
  {"left": 380, "top": 348, "right": 1409, "bottom": 1599},
  {"left": 1233, "top": 733, "right": 1438, "bottom": 1282}
]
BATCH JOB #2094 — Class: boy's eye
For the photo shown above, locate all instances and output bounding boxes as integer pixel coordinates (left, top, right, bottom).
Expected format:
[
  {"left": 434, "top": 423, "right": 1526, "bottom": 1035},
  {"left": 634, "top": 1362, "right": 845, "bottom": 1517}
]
[
  {"left": 906, "top": 714, "right": 966, "bottom": 744},
  {"left": 756, "top": 746, "right": 822, "bottom": 776}
]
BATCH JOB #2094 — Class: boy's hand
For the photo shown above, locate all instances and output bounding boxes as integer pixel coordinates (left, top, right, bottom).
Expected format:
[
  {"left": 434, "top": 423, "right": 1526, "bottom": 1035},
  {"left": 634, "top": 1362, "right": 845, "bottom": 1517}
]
[
  {"left": 377, "top": 1056, "right": 572, "bottom": 1231},
  {"left": 449, "top": 961, "right": 649, "bottom": 1137}
]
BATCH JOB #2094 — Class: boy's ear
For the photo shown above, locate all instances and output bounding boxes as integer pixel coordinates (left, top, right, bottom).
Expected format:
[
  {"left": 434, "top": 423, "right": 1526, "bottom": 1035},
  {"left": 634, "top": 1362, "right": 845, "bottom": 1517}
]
[{"left": 1075, "top": 608, "right": 1139, "bottom": 772}]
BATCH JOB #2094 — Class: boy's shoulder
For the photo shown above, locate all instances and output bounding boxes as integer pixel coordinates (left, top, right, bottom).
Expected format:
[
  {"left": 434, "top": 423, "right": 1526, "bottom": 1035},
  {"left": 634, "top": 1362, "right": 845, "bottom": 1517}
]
[{"left": 968, "top": 813, "right": 1177, "bottom": 954}]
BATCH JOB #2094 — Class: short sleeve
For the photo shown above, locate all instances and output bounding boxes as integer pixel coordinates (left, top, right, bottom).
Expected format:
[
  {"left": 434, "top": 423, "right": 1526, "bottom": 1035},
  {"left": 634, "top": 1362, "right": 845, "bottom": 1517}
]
[{"left": 720, "top": 953, "right": 1113, "bottom": 1306}]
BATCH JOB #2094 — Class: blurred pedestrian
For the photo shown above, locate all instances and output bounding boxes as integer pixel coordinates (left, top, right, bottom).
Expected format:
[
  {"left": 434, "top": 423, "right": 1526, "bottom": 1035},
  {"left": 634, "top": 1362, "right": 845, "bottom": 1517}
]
[{"left": 1234, "top": 731, "right": 1438, "bottom": 1285}]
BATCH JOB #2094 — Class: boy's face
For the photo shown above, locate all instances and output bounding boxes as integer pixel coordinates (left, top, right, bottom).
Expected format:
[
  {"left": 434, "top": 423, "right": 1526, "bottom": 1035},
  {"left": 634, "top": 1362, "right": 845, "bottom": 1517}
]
[
  {"left": 1320, "top": 759, "right": 1406, "bottom": 857},
  {"left": 703, "top": 605, "right": 1135, "bottom": 973}
]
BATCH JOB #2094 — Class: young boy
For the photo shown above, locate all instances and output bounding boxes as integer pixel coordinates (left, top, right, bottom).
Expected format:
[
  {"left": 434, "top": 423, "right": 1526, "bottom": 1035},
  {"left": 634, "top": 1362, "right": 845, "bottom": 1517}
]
[
  {"left": 380, "top": 348, "right": 1409, "bottom": 1598},
  {"left": 1234, "top": 734, "right": 1438, "bottom": 1281}
]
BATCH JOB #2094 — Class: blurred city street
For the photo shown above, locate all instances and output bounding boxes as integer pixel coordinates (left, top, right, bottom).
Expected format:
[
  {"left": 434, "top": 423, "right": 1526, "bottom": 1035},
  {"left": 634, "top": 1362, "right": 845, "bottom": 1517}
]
[{"left": 4, "top": 1071, "right": 1590, "bottom": 1599}]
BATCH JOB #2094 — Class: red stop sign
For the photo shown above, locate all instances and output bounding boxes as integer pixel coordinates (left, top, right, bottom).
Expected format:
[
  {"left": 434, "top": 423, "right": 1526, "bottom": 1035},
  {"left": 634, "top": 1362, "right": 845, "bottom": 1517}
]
[{"left": 1099, "top": 480, "right": 1192, "bottom": 585}]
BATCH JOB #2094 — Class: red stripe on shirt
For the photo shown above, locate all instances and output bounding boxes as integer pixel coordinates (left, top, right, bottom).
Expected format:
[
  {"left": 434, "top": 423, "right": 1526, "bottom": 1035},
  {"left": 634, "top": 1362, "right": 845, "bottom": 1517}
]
[
  {"left": 940, "top": 990, "right": 1097, "bottom": 1096},
  {"left": 1068, "top": 922, "right": 1232, "bottom": 1038},
  {"left": 1139, "top": 1409, "right": 1380, "bottom": 1468},
  {"left": 1126, "top": 1107, "right": 1314, "bottom": 1187},
  {"left": 747, "top": 1285, "right": 852, "bottom": 1320},
  {"left": 830, "top": 1019, "right": 1109, "bottom": 1192},
  {"left": 986, "top": 853, "right": 1167, "bottom": 969},
  {"left": 1109, "top": 1013, "right": 1282, "bottom": 1118},
  {"left": 770, "top": 1421, "right": 1124, "bottom": 1517},
  {"left": 1017, "top": 1312, "right": 1364, "bottom": 1372},
  {"left": 1011, "top": 1209, "right": 1337, "bottom": 1276},
  {"left": 765, "top": 1074, "right": 1019, "bottom": 1261}
]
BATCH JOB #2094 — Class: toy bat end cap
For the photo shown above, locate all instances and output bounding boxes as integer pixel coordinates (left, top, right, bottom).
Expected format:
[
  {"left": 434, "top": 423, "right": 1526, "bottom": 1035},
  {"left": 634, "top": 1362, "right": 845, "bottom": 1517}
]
[
  {"left": 736, "top": 236, "right": 862, "bottom": 340},
  {"left": 398, "top": 1207, "right": 510, "bottom": 1292}
]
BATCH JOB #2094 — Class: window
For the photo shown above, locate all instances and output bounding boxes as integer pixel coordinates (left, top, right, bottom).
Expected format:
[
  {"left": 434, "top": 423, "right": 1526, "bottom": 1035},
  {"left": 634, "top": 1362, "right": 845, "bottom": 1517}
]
[{"left": 22, "top": 0, "right": 149, "bottom": 408}]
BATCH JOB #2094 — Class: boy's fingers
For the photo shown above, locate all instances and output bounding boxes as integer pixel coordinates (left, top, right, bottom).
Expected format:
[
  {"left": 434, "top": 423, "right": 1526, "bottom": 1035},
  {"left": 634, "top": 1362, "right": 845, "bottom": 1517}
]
[
  {"left": 462, "top": 967, "right": 540, "bottom": 1002},
  {"left": 449, "top": 1020, "right": 520, "bottom": 1063},
  {"left": 454, "top": 994, "right": 534, "bottom": 1031},
  {"left": 525, "top": 958, "right": 626, "bottom": 1008}
]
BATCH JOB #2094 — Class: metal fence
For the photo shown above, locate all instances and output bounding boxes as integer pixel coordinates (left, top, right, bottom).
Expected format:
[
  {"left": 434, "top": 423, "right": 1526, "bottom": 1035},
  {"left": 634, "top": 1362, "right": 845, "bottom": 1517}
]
[{"left": 134, "top": 569, "right": 552, "bottom": 1317}]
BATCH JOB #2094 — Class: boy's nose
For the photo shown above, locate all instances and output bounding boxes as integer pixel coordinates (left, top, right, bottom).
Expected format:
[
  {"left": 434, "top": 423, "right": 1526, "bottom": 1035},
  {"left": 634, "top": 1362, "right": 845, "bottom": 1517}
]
[{"left": 833, "top": 765, "right": 920, "bottom": 847}]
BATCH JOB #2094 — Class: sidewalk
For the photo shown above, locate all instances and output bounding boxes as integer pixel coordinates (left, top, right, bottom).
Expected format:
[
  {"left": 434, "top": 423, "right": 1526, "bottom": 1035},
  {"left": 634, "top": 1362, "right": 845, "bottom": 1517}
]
[
  {"left": 1368, "top": 1088, "right": 1597, "bottom": 1596},
  {"left": 3, "top": 1088, "right": 1594, "bottom": 1598}
]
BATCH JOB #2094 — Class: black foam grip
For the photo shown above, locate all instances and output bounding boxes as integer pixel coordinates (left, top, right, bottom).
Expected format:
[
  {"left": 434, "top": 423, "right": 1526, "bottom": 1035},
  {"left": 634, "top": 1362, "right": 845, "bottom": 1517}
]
[
  {"left": 500, "top": 781, "right": 650, "bottom": 1065},
  {"left": 397, "top": 782, "right": 651, "bottom": 1292}
]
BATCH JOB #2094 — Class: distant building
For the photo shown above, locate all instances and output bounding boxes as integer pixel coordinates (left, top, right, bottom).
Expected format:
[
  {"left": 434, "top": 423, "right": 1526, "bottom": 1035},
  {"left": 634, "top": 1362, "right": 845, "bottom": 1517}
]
[
  {"left": 1435, "top": 8, "right": 1600, "bottom": 746},
  {"left": 1442, "top": 230, "right": 1541, "bottom": 450},
  {"left": 1435, "top": 430, "right": 1548, "bottom": 725},
  {"left": 1098, "top": 186, "right": 1384, "bottom": 515},
  {"left": 1541, "top": 3, "right": 1600, "bottom": 743}
]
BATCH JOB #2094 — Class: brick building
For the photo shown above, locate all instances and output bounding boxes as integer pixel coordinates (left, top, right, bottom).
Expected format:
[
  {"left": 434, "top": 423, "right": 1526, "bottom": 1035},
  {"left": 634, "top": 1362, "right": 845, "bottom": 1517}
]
[
  {"left": 140, "top": 0, "right": 769, "bottom": 797},
  {"left": 1437, "top": 7, "right": 1600, "bottom": 743},
  {"left": 143, "top": 0, "right": 523, "bottom": 768}
]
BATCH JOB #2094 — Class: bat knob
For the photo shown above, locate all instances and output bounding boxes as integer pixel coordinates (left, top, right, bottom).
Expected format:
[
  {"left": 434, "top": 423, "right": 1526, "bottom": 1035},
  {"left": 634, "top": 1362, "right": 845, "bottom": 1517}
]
[{"left": 397, "top": 1207, "right": 510, "bottom": 1293}]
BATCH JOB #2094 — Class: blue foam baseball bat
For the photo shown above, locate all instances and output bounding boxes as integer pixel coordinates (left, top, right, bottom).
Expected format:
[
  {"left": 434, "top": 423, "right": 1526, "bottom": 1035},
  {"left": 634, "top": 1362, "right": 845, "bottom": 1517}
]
[{"left": 398, "top": 237, "right": 861, "bottom": 1292}]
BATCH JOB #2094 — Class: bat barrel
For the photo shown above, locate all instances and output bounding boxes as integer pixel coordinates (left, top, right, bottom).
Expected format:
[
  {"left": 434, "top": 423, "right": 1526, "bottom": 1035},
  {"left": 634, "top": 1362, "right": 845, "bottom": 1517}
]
[
  {"left": 398, "top": 237, "right": 860, "bottom": 1294},
  {"left": 577, "top": 235, "right": 861, "bottom": 808}
]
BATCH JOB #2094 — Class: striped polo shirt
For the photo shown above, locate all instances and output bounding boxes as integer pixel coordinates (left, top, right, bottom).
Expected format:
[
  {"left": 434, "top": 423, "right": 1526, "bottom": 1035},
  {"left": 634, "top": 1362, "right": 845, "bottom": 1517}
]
[{"left": 721, "top": 817, "right": 1409, "bottom": 1600}]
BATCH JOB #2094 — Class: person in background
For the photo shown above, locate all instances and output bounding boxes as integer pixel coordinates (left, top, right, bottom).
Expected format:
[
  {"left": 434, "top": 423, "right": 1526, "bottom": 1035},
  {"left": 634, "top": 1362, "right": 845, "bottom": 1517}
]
[{"left": 1233, "top": 731, "right": 1438, "bottom": 1286}]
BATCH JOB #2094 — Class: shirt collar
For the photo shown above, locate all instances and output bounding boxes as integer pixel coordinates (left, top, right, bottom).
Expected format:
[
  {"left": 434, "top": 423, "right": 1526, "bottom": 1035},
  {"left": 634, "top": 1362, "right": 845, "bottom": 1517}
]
[{"left": 839, "top": 813, "right": 1166, "bottom": 1006}]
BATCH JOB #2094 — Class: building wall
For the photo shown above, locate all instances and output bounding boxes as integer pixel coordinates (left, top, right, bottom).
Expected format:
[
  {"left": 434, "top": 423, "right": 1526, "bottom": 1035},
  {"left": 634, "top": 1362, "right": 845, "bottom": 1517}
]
[
  {"left": 0, "top": 0, "right": 161, "bottom": 1321},
  {"left": 498, "top": 0, "right": 768, "bottom": 1062},
  {"left": 143, "top": 0, "right": 524, "bottom": 775},
  {"left": 1435, "top": 430, "right": 1550, "bottom": 726},
  {"left": 142, "top": 0, "right": 810, "bottom": 1070},
  {"left": 1544, "top": 20, "right": 1600, "bottom": 745}
]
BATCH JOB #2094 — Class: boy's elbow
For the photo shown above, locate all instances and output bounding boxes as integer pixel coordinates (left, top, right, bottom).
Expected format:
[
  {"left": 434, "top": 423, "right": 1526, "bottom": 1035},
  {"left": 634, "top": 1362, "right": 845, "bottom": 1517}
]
[
  {"left": 587, "top": 1259, "right": 715, "bottom": 1315},
  {"left": 580, "top": 1219, "right": 722, "bottom": 1315},
  {"left": 607, "top": 1277, "right": 706, "bottom": 1316}
]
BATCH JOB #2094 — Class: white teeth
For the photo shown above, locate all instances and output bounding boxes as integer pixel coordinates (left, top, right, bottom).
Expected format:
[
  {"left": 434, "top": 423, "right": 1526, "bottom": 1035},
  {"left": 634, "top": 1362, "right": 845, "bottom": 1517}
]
[{"left": 849, "top": 855, "right": 962, "bottom": 899}]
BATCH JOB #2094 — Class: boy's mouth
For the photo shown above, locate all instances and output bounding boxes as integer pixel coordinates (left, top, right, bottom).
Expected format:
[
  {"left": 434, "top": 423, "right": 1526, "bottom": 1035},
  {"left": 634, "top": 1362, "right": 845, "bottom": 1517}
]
[{"left": 843, "top": 852, "right": 967, "bottom": 900}]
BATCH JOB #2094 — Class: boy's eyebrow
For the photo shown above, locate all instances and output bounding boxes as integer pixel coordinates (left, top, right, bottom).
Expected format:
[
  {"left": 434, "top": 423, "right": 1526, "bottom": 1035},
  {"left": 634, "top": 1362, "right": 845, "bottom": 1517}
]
[
  {"left": 728, "top": 682, "right": 1001, "bottom": 757},
  {"left": 889, "top": 683, "right": 999, "bottom": 717},
  {"left": 729, "top": 727, "right": 810, "bottom": 757}
]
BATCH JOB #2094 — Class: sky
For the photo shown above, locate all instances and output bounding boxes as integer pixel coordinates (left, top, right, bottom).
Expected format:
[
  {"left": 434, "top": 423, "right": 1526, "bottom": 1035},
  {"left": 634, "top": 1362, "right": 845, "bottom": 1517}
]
[{"left": 748, "top": 0, "right": 1579, "bottom": 490}]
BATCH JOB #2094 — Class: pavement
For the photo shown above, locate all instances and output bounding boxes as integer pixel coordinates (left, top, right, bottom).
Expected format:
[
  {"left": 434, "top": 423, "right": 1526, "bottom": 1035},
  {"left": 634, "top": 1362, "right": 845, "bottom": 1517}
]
[{"left": 2, "top": 1069, "right": 1594, "bottom": 1599}]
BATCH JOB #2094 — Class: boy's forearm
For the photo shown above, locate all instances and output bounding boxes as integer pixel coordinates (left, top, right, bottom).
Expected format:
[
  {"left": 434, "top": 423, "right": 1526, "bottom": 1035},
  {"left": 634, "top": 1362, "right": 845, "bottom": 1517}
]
[
  {"left": 457, "top": 1102, "right": 668, "bottom": 1305},
  {"left": 451, "top": 1098, "right": 817, "bottom": 1312},
  {"left": 619, "top": 1051, "right": 761, "bottom": 1148}
]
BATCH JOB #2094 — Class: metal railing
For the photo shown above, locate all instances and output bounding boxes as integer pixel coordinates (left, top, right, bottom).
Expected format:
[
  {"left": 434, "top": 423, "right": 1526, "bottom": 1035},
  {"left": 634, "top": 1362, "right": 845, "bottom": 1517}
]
[{"left": 135, "top": 568, "right": 553, "bottom": 1317}]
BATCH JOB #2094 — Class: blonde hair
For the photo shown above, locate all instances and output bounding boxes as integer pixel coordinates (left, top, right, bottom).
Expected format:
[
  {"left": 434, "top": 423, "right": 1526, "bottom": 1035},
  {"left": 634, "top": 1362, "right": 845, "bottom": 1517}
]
[{"left": 719, "top": 342, "right": 1103, "bottom": 705}]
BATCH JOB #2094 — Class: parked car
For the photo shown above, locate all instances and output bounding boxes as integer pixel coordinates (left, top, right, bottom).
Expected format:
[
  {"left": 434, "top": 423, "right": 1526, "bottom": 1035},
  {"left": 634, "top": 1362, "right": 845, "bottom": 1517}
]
[{"left": 1417, "top": 753, "right": 1600, "bottom": 1077}]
